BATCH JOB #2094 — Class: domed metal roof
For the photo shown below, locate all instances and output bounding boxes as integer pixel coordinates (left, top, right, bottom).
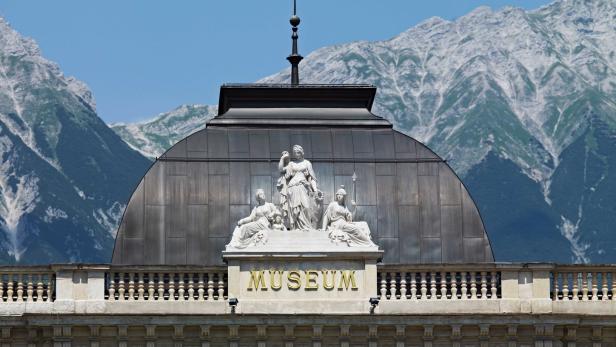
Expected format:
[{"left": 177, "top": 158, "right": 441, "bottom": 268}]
[{"left": 112, "top": 84, "right": 493, "bottom": 265}]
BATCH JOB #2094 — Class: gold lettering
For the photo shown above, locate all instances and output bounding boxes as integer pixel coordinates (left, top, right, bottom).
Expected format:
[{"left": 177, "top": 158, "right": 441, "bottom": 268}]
[
  {"left": 269, "top": 269, "right": 282, "bottom": 290},
  {"left": 338, "top": 270, "right": 358, "bottom": 290},
  {"left": 305, "top": 270, "right": 318, "bottom": 290},
  {"left": 248, "top": 270, "right": 267, "bottom": 290},
  {"left": 321, "top": 270, "right": 336, "bottom": 290},
  {"left": 287, "top": 270, "right": 301, "bottom": 290}
]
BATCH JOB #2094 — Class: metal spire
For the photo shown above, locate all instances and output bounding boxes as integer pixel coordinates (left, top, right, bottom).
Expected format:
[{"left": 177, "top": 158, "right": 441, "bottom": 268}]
[{"left": 287, "top": 0, "right": 303, "bottom": 85}]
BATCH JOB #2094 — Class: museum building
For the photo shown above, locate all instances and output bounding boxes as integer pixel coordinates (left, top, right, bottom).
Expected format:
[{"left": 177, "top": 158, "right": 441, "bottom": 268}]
[{"left": 0, "top": 6, "right": 615, "bottom": 347}]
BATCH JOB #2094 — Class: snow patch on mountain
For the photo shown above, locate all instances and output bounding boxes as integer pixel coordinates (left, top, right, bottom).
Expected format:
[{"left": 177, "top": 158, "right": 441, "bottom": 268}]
[
  {"left": 94, "top": 202, "right": 125, "bottom": 237},
  {"left": 0, "top": 135, "right": 39, "bottom": 261},
  {"left": 43, "top": 206, "right": 68, "bottom": 223}
]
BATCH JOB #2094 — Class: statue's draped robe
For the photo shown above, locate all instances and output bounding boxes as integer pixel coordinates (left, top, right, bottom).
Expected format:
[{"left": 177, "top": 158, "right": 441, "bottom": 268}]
[
  {"left": 228, "top": 202, "right": 278, "bottom": 248},
  {"left": 282, "top": 159, "right": 317, "bottom": 230},
  {"left": 323, "top": 201, "right": 374, "bottom": 247}
]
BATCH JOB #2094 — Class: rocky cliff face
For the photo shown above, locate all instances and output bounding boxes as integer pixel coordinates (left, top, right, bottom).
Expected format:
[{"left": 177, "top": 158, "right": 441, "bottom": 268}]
[
  {"left": 114, "top": 0, "right": 616, "bottom": 263},
  {"left": 0, "top": 18, "right": 151, "bottom": 263}
]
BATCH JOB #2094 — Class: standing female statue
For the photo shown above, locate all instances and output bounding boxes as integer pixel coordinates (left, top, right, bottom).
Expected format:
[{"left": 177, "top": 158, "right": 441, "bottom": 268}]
[
  {"left": 278, "top": 145, "right": 319, "bottom": 230},
  {"left": 322, "top": 187, "right": 375, "bottom": 247}
]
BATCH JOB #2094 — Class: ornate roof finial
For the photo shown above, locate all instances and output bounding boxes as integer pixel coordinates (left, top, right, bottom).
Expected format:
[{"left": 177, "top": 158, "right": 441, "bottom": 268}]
[{"left": 287, "top": 0, "right": 303, "bottom": 85}]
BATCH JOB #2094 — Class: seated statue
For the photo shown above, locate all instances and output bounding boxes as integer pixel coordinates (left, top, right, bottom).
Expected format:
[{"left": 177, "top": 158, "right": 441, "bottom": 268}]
[
  {"left": 322, "top": 187, "right": 375, "bottom": 247},
  {"left": 226, "top": 189, "right": 280, "bottom": 249}
]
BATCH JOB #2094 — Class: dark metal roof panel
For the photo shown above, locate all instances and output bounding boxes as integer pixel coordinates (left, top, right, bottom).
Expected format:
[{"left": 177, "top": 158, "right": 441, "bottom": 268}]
[{"left": 112, "top": 126, "right": 494, "bottom": 266}]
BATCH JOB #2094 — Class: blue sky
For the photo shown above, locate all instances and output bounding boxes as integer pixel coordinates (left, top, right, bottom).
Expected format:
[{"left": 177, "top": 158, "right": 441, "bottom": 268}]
[{"left": 0, "top": 0, "right": 551, "bottom": 123}]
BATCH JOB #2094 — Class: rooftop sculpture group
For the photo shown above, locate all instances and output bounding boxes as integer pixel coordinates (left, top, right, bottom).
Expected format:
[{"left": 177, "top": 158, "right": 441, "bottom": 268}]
[{"left": 226, "top": 144, "right": 376, "bottom": 250}]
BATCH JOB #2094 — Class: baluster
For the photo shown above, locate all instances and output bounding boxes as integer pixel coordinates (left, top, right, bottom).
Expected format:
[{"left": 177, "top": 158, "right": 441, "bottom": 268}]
[
  {"left": 389, "top": 273, "right": 397, "bottom": 300},
  {"left": 461, "top": 272, "right": 468, "bottom": 300},
  {"left": 47, "top": 274, "right": 55, "bottom": 301},
  {"left": 118, "top": 273, "right": 126, "bottom": 301},
  {"left": 36, "top": 276, "right": 44, "bottom": 302},
  {"left": 440, "top": 273, "right": 447, "bottom": 299},
  {"left": 157, "top": 273, "right": 165, "bottom": 300},
  {"left": 553, "top": 272, "right": 560, "bottom": 300},
  {"left": 562, "top": 273, "right": 570, "bottom": 301},
  {"left": 147, "top": 273, "right": 155, "bottom": 301},
  {"left": 451, "top": 272, "right": 458, "bottom": 300},
  {"left": 137, "top": 273, "right": 145, "bottom": 300},
  {"left": 429, "top": 272, "right": 437, "bottom": 300},
  {"left": 612, "top": 272, "right": 616, "bottom": 300},
  {"left": 490, "top": 272, "right": 498, "bottom": 299},
  {"left": 7, "top": 275, "right": 14, "bottom": 302},
  {"left": 0, "top": 274, "right": 4, "bottom": 302},
  {"left": 420, "top": 272, "right": 427, "bottom": 300},
  {"left": 400, "top": 273, "right": 407, "bottom": 300},
  {"left": 107, "top": 273, "right": 116, "bottom": 301},
  {"left": 582, "top": 272, "right": 589, "bottom": 301},
  {"left": 217, "top": 273, "right": 225, "bottom": 300},
  {"left": 178, "top": 273, "right": 186, "bottom": 301},
  {"left": 197, "top": 273, "right": 205, "bottom": 301},
  {"left": 207, "top": 273, "right": 214, "bottom": 300},
  {"left": 470, "top": 272, "right": 478, "bottom": 299},
  {"left": 26, "top": 274, "right": 34, "bottom": 302},
  {"left": 379, "top": 276, "right": 387, "bottom": 299},
  {"left": 127, "top": 272, "right": 135, "bottom": 301},
  {"left": 0, "top": 274, "right": 5, "bottom": 302},
  {"left": 16, "top": 274, "right": 24, "bottom": 301},
  {"left": 188, "top": 273, "right": 195, "bottom": 301},
  {"left": 410, "top": 272, "right": 417, "bottom": 300},
  {"left": 480, "top": 271, "right": 488, "bottom": 300},
  {"left": 602, "top": 272, "right": 609, "bottom": 301},
  {"left": 572, "top": 273, "right": 579, "bottom": 301},
  {"left": 168, "top": 273, "right": 176, "bottom": 301},
  {"left": 591, "top": 272, "right": 598, "bottom": 301}
]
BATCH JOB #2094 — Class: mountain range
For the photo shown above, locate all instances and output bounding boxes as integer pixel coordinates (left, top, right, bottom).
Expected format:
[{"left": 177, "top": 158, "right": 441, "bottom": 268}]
[
  {"left": 0, "top": 17, "right": 150, "bottom": 263},
  {"left": 112, "top": 0, "right": 616, "bottom": 263}
]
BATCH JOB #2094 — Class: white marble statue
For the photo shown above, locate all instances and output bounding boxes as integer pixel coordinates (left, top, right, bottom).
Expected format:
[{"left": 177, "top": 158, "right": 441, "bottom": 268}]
[
  {"left": 277, "top": 145, "right": 322, "bottom": 230},
  {"left": 226, "top": 189, "right": 280, "bottom": 249},
  {"left": 322, "top": 187, "right": 375, "bottom": 247}
]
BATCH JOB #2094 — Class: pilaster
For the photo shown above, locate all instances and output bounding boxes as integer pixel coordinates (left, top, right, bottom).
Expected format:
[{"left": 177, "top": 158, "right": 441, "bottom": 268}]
[
  {"left": 174, "top": 325, "right": 184, "bottom": 347},
  {"left": 312, "top": 325, "right": 323, "bottom": 347},
  {"left": 89, "top": 325, "right": 100, "bottom": 347},
  {"left": 228, "top": 325, "right": 239, "bottom": 347},
  {"left": 479, "top": 324, "right": 490, "bottom": 347},
  {"left": 395, "top": 325, "right": 406, "bottom": 347},
  {"left": 451, "top": 325, "right": 461, "bottom": 347},
  {"left": 340, "top": 324, "right": 350, "bottom": 347},
  {"left": 592, "top": 326, "right": 602, "bottom": 347},
  {"left": 368, "top": 325, "right": 378, "bottom": 347},
  {"left": 284, "top": 325, "right": 295, "bottom": 347},
  {"left": 145, "top": 325, "right": 157, "bottom": 347},
  {"left": 117, "top": 325, "right": 128, "bottom": 347},
  {"left": 200, "top": 325, "right": 210, "bottom": 347},
  {"left": 423, "top": 325, "right": 433, "bottom": 347},
  {"left": 506, "top": 324, "right": 517, "bottom": 347},
  {"left": 257, "top": 325, "right": 267, "bottom": 347}
]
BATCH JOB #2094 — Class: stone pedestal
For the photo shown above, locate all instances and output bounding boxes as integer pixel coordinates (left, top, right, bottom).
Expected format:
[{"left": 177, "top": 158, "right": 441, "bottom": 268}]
[{"left": 223, "top": 230, "right": 382, "bottom": 314}]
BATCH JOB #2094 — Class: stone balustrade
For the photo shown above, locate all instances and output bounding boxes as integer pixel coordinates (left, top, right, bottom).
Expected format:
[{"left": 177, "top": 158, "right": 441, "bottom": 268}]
[
  {"left": 0, "top": 266, "right": 54, "bottom": 303},
  {"left": 551, "top": 265, "right": 616, "bottom": 301},
  {"left": 106, "top": 267, "right": 227, "bottom": 301},
  {"left": 0, "top": 263, "right": 615, "bottom": 316},
  {"left": 377, "top": 266, "right": 500, "bottom": 300}
]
